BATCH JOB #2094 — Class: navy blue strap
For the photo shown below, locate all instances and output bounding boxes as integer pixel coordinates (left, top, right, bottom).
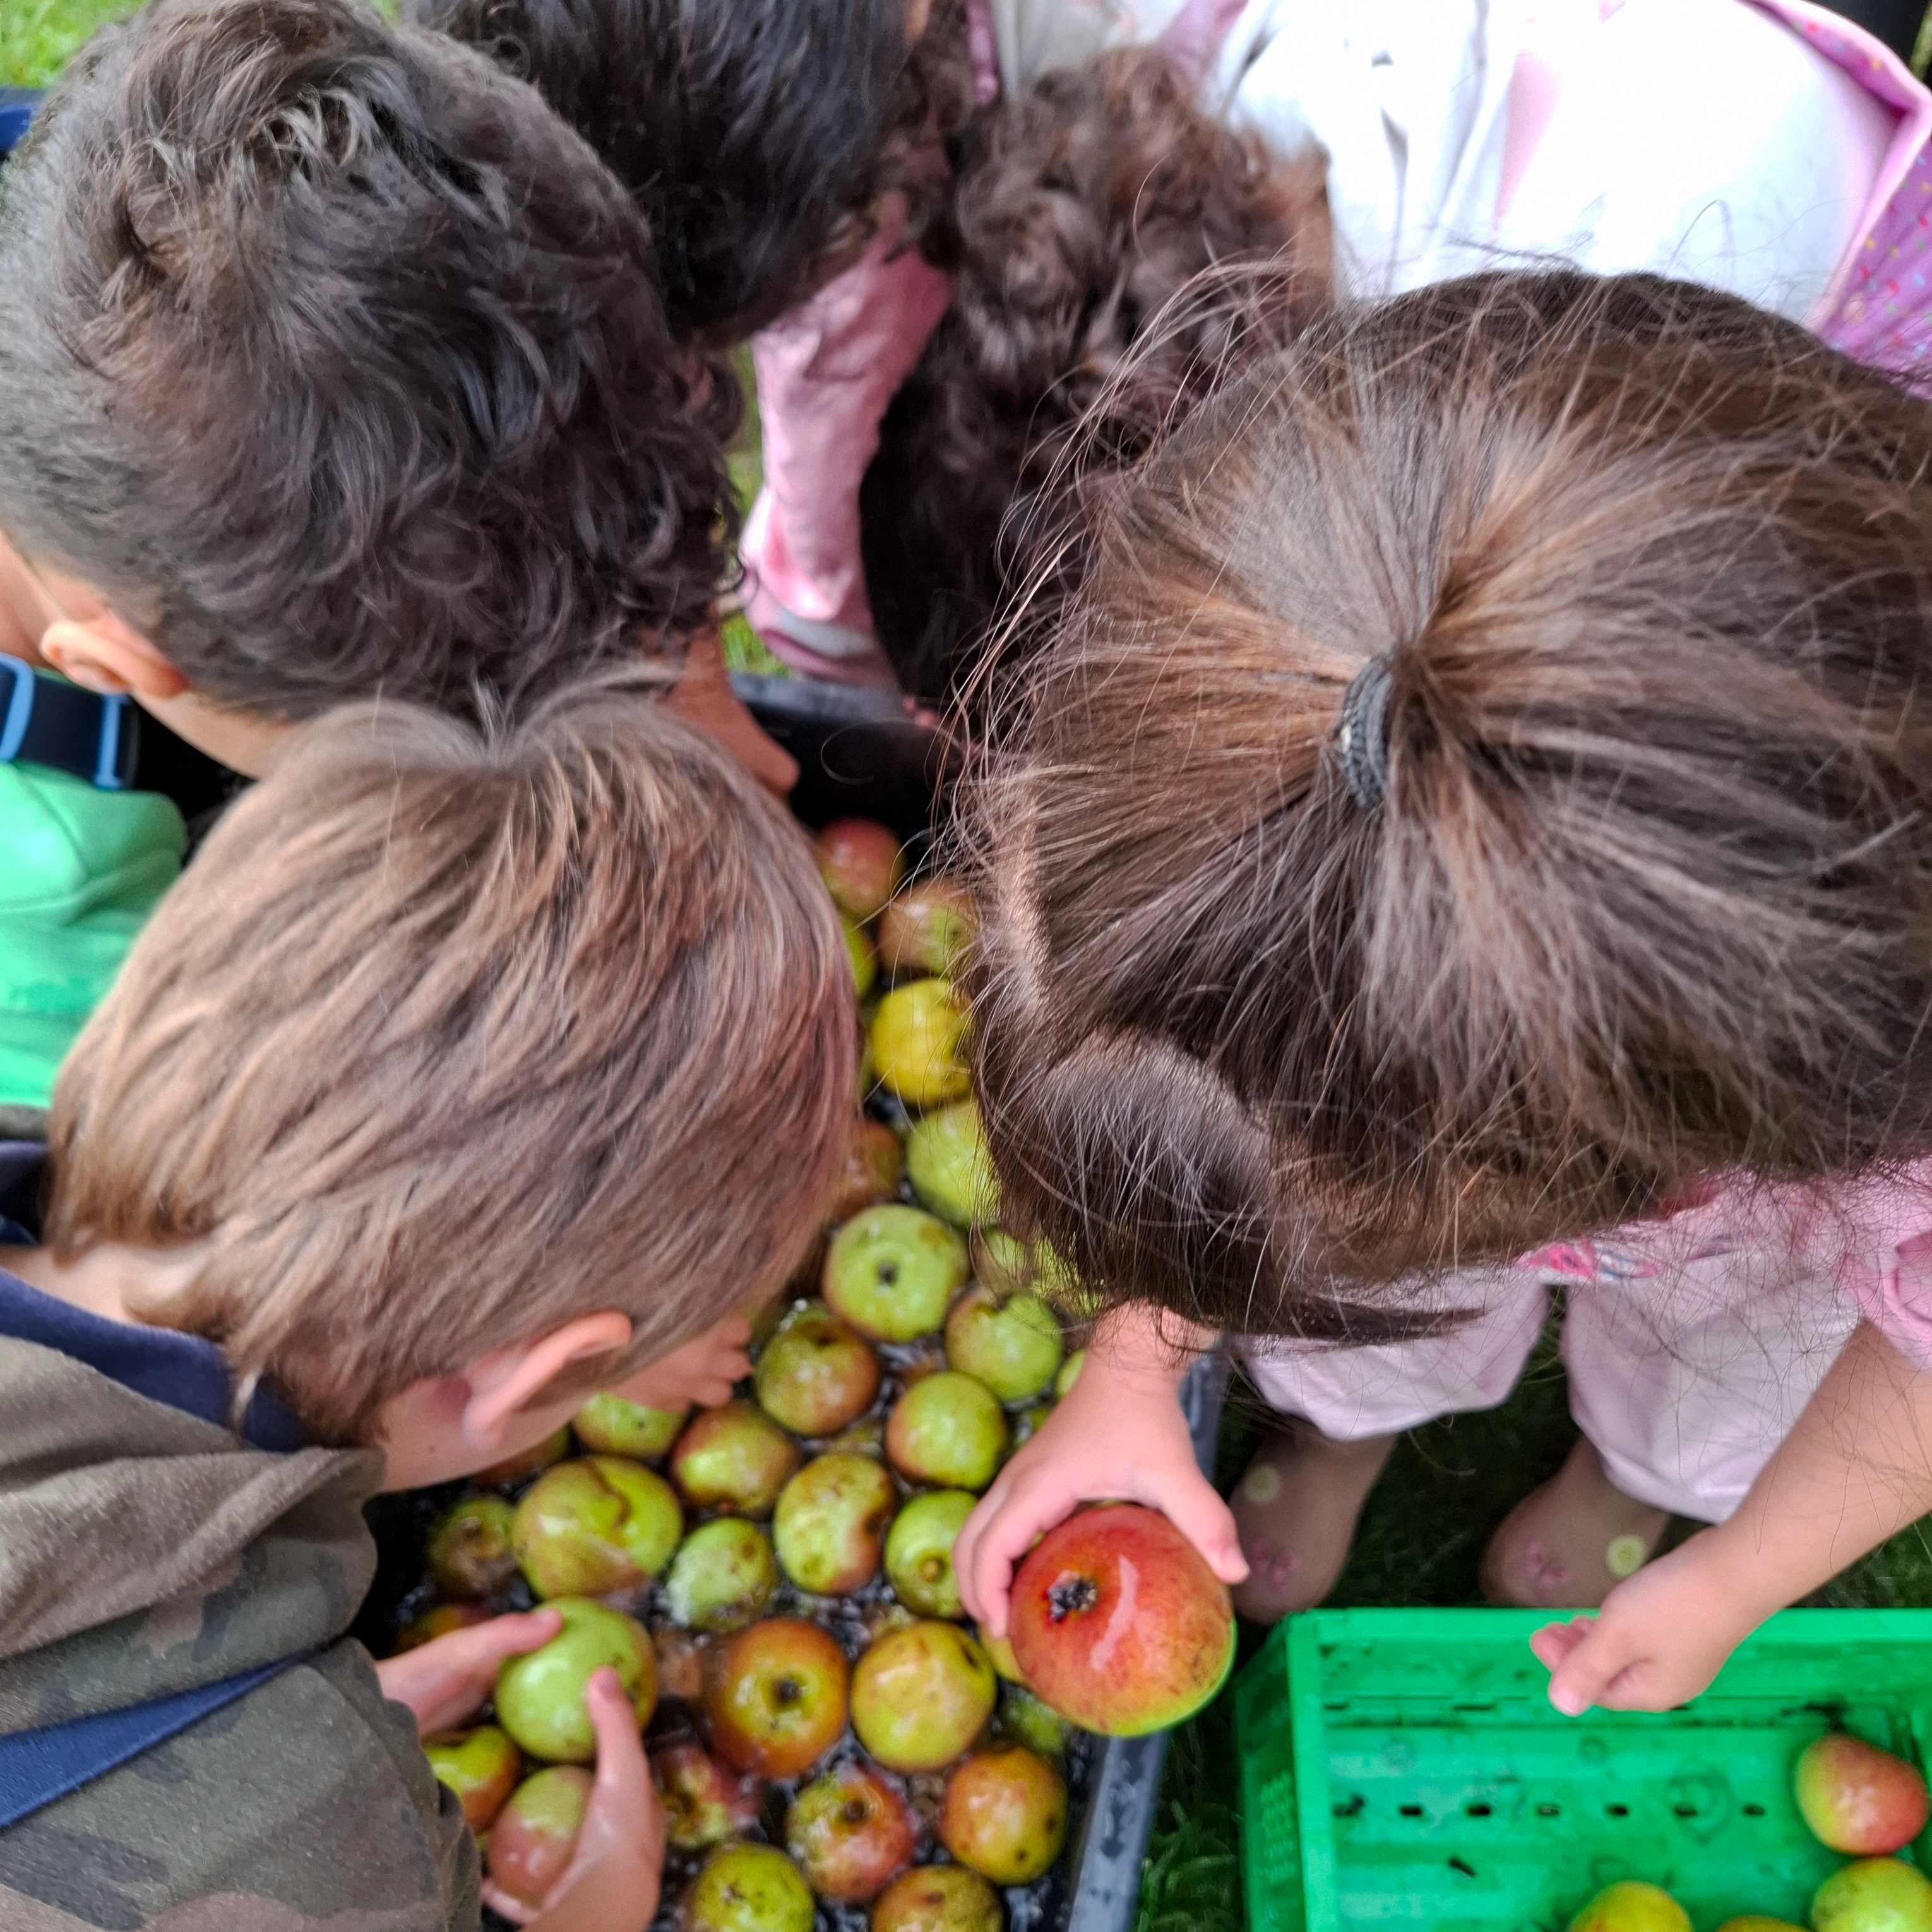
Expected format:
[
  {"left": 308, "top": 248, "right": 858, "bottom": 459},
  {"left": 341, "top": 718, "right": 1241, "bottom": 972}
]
[
  {"left": 0, "top": 659, "right": 139, "bottom": 791},
  {"left": 0, "top": 1656, "right": 302, "bottom": 1830}
]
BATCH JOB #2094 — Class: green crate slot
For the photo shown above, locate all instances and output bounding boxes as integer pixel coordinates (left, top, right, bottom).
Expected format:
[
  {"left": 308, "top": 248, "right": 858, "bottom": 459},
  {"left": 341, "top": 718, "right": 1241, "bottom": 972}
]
[{"left": 1235, "top": 1607, "right": 1932, "bottom": 1931}]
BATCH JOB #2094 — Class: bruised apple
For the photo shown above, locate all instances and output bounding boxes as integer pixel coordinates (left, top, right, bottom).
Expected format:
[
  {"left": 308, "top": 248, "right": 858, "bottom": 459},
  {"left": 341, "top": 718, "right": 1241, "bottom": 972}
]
[
  {"left": 486, "top": 1765, "right": 590, "bottom": 1907},
  {"left": 827, "top": 1115, "right": 905, "bottom": 1224},
  {"left": 1008, "top": 1505, "right": 1233, "bottom": 1736},
  {"left": 823, "top": 1204, "right": 968, "bottom": 1342},
  {"left": 877, "top": 878, "right": 976, "bottom": 979},
  {"left": 511, "top": 1456, "right": 682, "bottom": 1599},
  {"left": 1795, "top": 1733, "right": 1930, "bottom": 1855},
  {"left": 705, "top": 1616, "right": 851, "bottom": 1779},
  {"left": 939, "top": 1744, "right": 1067, "bottom": 1885},
  {"left": 851, "top": 1621, "right": 996, "bottom": 1773},
  {"left": 1812, "top": 1859, "right": 1932, "bottom": 1932},
  {"left": 870, "top": 979, "right": 970, "bottom": 1108},
  {"left": 872, "top": 1864, "right": 1003, "bottom": 1932},
  {"left": 818, "top": 819, "right": 905, "bottom": 922},
  {"left": 571, "top": 1392, "right": 686, "bottom": 1462},
  {"left": 394, "top": 1602, "right": 491, "bottom": 1652},
  {"left": 785, "top": 1762, "right": 919, "bottom": 1902},
  {"left": 944, "top": 1287, "right": 1063, "bottom": 1404},
  {"left": 773, "top": 1452, "right": 897, "bottom": 1595},
  {"left": 687, "top": 1842, "right": 816, "bottom": 1932},
  {"left": 1566, "top": 1885, "right": 1691, "bottom": 1932},
  {"left": 427, "top": 1494, "right": 519, "bottom": 1601},
  {"left": 493, "top": 1598, "right": 655, "bottom": 1763},
  {"left": 886, "top": 1371, "right": 1009, "bottom": 1493},
  {"left": 670, "top": 1400, "right": 801, "bottom": 1518},
  {"left": 424, "top": 1724, "right": 521, "bottom": 1833},
  {"left": 664, "top": 1518, "right": 778, "bottom": 1634},
  {"left": 754, "top": 1303, "right": 882, "bottom": 1437},
  {"left": 651, "top": 1740, "right": 761, "bottom": 1852},
  {"left": 884, "top": 1489, "right": 975, "bottom": 1619},
  {"left": 654, "top": 1625, "right": 705, "bottom": 1702}
]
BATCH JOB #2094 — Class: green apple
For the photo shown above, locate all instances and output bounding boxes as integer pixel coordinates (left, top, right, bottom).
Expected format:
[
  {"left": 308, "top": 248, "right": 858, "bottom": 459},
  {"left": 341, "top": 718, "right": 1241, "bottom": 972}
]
[
  {"left": 883, "top": 1489, "right": 976, "bottom": 1619},
  {"left": 886, "top": 1371, "right": 1010, "bottom": 1491},
  {"left": 822, "top": 1203, "right": 967, "bottom": 1342},
  {"left": 511, "top": 1455, "right": 682, "bottom": 1599},
  {"left": 1000, "top": 1683, "right": 1072, "bottom": 1759},
  {"left": 705, "top": 1616, "right": 851, "bottom": 1779},
  {"left": 939, "top": 1744, "right": 1068, "bottom": 1885},
  {"left": 1812, "top": 1859, "right": 1932, "bottom": 1932},
  {"left": 427, "top": 1493, "right": 518, "bottom": 1601},
  {"left": 970, "top": 1229, "right": 1078, "bottom": 1305},
  {"left": 1054, "top": 1349, "right": 1085, "bottom": 1399},
  {"left": 1010, "top": 1401, "right": 1052, "bottom": 1448},
  {"left": 850, "top": 1621, "right": 996, "bottom": 1772},
  {"left": 869, "top": 979, "right": 970, "bottom": 1107},
  {"left": 669, "top": 1400, "right": 801, "bottom": 1518},
  {"left": 876, "top": 878, "right": 977, "bottom": 979},
  {"left": 979, "top": 1628, "right": 1025, "bottom": 1685},
  {"left": 486, "top": 1765, "right": 590, "bottom": 1907},
  {"left": 493, "top": 1598, "right": 655, "bottom": 1764},
  {"left": 571, "top": 1392, "right": 685, "bottom": 1462},
  {"left": 905, "top": 1102, "right": 996, "bottom": 1227},
  {"left": 785, "top": 1762, "right": 919, "bottom": 1902},
  {"left": 846, "top": 917, "right": 878, "bottom": 998},
  {"left": 944, "top": 1286, "right": 1063, "bottom": 1403},
  {"left": 688, "top": 1842, "right": 816, "bottom": 1932},
  {"left": 754, "top": 1303, "right": 881, "bottom": 1437},
  {"left": 423, "top": 1724, "right": 521, "bottom": 1833},
  {"left": 872, "top": 1864, "right": 1003, "bottom": 1932},
  {"left": 773, "top": 1452, "right": 897, "bottom": 1595},
  {"left": 663, "top": 1517, "right": 778, "bottom": 1633}
]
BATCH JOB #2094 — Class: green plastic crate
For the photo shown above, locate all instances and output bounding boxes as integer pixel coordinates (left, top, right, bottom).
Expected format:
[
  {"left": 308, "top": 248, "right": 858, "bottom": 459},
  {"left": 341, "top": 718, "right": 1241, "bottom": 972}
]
[{"left": 1234, "top": 1607, "right": 1932, "bottom": 1931}]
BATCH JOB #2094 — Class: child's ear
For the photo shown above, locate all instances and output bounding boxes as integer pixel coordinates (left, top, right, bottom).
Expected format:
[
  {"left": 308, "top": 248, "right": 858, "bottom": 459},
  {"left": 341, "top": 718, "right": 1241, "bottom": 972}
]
[
  {"left": 40, "top": 614, "right": 188, "bottom": 701},
  {"left": 461, "top": 1312, "right": 635, "bottom": 1452}
]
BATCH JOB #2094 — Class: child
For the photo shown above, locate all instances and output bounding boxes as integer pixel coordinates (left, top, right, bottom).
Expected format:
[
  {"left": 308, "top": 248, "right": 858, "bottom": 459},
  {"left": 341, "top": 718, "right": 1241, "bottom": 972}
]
[
  {"left": 0, "top": 0, "right": 785, "bottom": 1116},
  {"left": 951, "top": 270, "right": 1932, "bottom": 1716},
  {"left": 0, "top": 674, "right": 854, "bottom": 1928}
]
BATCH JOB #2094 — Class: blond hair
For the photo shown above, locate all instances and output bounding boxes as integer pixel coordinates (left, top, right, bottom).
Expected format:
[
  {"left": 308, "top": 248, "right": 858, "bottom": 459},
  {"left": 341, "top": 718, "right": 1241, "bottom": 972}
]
[{"left": 47, "top": 679, "right": 854, "bottom": 1442}]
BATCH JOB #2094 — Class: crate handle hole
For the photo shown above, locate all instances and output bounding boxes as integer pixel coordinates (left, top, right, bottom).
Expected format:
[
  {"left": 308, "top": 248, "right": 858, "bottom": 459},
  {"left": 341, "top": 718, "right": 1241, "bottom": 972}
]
[
  {"left": 1465, "top": 1803, "right": 1492, "bottom": 1818},
  {"left": 1448, "top": 1857, "right": 1478, "bottom": 1879},
  {"left": 1535, "top": 1803, "right": 1561, "bottom": 1818},
  {"left": 1742, "top": 1803, "right": 1765, "bottom": 1817},
  {"left": 1606, "top": 1804, "right": 1630, "bottom": 1818},
  {"left": 1332, "top": 1794, "right": 1365, "bottom": 1819},
  {"left": 1398, "top": 1804, "right": 1424, "bottom": 1818}
]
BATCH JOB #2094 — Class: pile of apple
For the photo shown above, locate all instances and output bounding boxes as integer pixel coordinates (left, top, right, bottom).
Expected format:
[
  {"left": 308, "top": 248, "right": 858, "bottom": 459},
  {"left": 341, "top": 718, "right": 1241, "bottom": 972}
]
[
  {"left": 1566, "top": 1733, "right": 1932, "bottom": 1932},
  {"left": 385, "top": 819, "right": 1236, "bottom": 1932}
]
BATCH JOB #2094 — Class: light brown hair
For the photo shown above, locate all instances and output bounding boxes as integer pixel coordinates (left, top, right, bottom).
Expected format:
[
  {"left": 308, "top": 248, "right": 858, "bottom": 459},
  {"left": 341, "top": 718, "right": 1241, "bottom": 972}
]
[
  {"left": 968, "top": 271, "right": 1932, "bottom": 1340},
  {"left": 45, "top": 677, "right": 854, "bottom": 1441}
]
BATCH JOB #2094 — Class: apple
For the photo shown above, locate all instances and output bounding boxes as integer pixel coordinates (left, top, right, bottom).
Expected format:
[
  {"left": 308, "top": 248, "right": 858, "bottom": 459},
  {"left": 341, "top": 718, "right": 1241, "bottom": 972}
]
[
  {"left": 705, "top": 1616, "right": 851, "bottom": 1779},
  {"left": 486, "top": 1765, "right": 590, "bottom": 1907},
  {"left": 823, "top": 1204, "right": 968, "bottom": 1342},
  {"left": 651, "top": 1740, "right": 761, "bottom": 1852},
  {"left": 945, "top": 1287, "right": 1063, "bottom": 1404},
  {"left": 571, "top": 1392, "right": 686, "bottom": 1462},
  {"left": 828, "top": 1114, "right": 905, "bottom": 1224},
  {"left": 818, "top": 818, "right": 905, "bottom": 922},
  {"left": 655, "top": 1625, "right": 705, "bottom": 1702},
  {"left": 1813, "top": 1859, "right": 1932, "bottom": 1932},
  {"left": 1008, "top": 1504, "right": 1233, "bottom": 1737},
  {"left": 670, "top": 1400, "right": 802, "bottom": 1518},
  {"left": 938, "top": 1744, "right": 1067, "bottom": 1885},
  {"left": 493, "top": 1597, "right": 656, "bottom": 1763},
  {"left": 784, "top": 1762, "right": 919, "bottom": 1902},
  {"left": 884, "top": 1489, "right": 976, "bottom": 1619},
  {"left": 427, "top": 1494, "right": 520, "bottom": 1601},
  {"left": 1010, "top": 1402, "right": 1052, "bottom": 1449},
  {"left": 826, "top": 1412, "right": 886, "bottom": 1459},
  {"left": 773, "top": 1452, "right": 898, "bottom": 1596},
  {"left": 475, "top": 1423, "right": 571, "bottom": 1487},
  {"left": 851, "top": 1621, "right": 996, "bottom": 1772},
  {"left": 393, "top": 1602, "right": 491, "bottom": 1652},
  {"left": 424, "top": 1724, "right": 522, "bottom": 1833},
  {"left": 1054, "top": 1349, "right": 1085, "bottom": 1400},
  {"left": 1565, "top": 1884, "right": 1692, "bottom": 1932},
  {"left": 999, "top": 1684, "right": 1072, "bottom": 1759},
  {"left": 886, "top": 1372, "right": 1010, "bottom": 1493},
  {"left": 1713, "top": 1922, "right": 1807, "bottom": 1931},
  {"left": 979, "top": 1630, "right": 1025, "bottom": 1685},
  {"left": 688, "top": 1841, "right": 817, "bottom": 1932},
  {"left": 870, "top": 979, "right": 970, "bottom": 1108},
  {"left": 877, "top": 878, "right": 977, "bottom": 979},
  {"left": 511, "top": 1456, "right": 683, "bottom": 1599},
  {"left": 971, "top": 1229, "right": 1079, "bottom": 1306},
  {"left": 664, "top": 1517, "right": 779, "bottom": 1633},
  {"left": 1796, "top": 1734, "right": 1930, "bottom": 1854},
  {"left": 754, "top": 1303, "right": 882, "bottom": 1437},
  {"left": 905, "top": 1102, "right": 997, "bottom": 1228},
  {"left": 847, "top": 917, "right": 880, "bottom": 998},
  {"left": 873, "top": 1865, "right": 1003, "bottom": 1932}
]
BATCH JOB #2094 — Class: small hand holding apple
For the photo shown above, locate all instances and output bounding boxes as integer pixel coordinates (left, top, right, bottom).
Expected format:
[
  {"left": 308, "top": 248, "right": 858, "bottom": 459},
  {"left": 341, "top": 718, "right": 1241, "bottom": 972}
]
[
  {"left": 484, "top": 1666, "right": 666, "bottom": 1932},
  {"left": 1532, "top": 1532, "right": 1767, "bottom": 1716},
  {"left": 953, "top": 1347, "right": 1245, "bottom": 1638},
  {"left": 614, "top": 1316, "right": 753, "bottom": 1415},
  {"left": 376, "top": 1607, "right": 563, "bottom": 1738}
]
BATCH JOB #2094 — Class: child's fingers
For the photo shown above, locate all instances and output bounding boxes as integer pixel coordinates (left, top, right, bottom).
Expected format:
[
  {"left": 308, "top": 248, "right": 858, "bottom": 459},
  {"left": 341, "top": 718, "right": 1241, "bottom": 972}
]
[
  {"left": 959, "top": 1475, "right": 1080, "bottom": 1641},
  {"left": 1542, "top": 1616, "right": 1638, "bottom": 1717},
  {"left": 460, "top": 1607, "right": 564, "bottom": 1669},
  {"left": 1528, "top": 1618, "right": 1591, "bottom": 1674},
  {"left": 1159, "top": 1480, "right": 1248, "bottom": 1585},
  {"left": 583, "top": 1669, "right": 662, "bottom": 1839},
  {"left": 479, "top": 1879, "right": 539, "bottom": 1925}
]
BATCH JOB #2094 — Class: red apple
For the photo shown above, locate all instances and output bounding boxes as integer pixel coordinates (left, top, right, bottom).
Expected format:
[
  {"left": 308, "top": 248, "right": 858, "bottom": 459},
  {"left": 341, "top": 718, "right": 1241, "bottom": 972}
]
[
  {"left": 486, "top": 1765, "right": 590, "bottom": 1907},
  {"left": 1795, "top": 1733, "right": 1929, "bottom": 1855},
  {"left": 424, "top": 1724, "right": 522, "bottom": 1834},
  {"left": 754, "top": 1303, "right": 882, "bottom": 1438},
  {"left": 871, "top": 1864, "right": 1003, "bottom": 1932},
  {"left": 939, "top": 1744, "right": 1067, "bottom": 1885},
  {"left": 827, "top": 1114, "right": 905, "bottom": 1223},
  {"left": 850, "top": 1621, "right": 996, "bottom": 1773},
  {"left": 877, "top": 878, "right": 977, "bottom": 979},
  {"left": 1008, "top": 1504, "right": 1234, "bottom": 1736},
  {"left": 669, "top": 1400, "right": 802, "bottom": 1518},
  {"left": 784, "top": 1762, "right": 919, "bottom": 1902},
  {"left": 651, "top": 1740, "right": 761, "bottom": 1852},
  {"left": 817, "top": 818, "right": 905, "bottom": 921},
  {"left": 705, "top": 1616, "right": 851, "bottom": 1779}
]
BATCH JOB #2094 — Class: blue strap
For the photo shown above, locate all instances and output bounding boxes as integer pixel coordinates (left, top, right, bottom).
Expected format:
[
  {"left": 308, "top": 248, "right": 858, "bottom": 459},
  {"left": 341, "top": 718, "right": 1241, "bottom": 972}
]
[
  {"left": 0, "top": 1657, "right": 302, "bottom": 1830},
  {"left": 0, "top": 659, "right": 139, "bottom": 790}
]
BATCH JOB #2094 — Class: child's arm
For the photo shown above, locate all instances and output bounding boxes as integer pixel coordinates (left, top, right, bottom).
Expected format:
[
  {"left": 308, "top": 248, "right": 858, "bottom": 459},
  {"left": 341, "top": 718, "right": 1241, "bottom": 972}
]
[
  {"left": 1534, "top": 1320, "right": 1932, "bottom": 1714},
  {"left": 953, "top": 1303, "right": 1247, "bottom": 1637}
]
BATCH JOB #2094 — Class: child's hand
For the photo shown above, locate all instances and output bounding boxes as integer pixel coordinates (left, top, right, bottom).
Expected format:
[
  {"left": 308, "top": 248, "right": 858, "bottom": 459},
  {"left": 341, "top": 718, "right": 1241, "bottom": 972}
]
[
  {"left": 375, "top": 1607, "right": 561, "bottom": 1738},
  {"left": 492, "top": 1667, "right": 667, "bottom": 1932},
  {"left": 613, "top": 1316, "right": 753, "bottom": 1414},
  {"left": 1531, "top": 1532, "right": 1765, "bottom": 1715},
  {"left": 953, "top": 1359, "right": 1246, "bottom": 1639},
  {"left": 664, "top": 629, "right": 799, "bottom": 798}
]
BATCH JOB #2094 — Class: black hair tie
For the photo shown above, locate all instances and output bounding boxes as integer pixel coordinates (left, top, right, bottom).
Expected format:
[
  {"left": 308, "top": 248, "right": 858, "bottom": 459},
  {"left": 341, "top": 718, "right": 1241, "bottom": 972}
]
[{"left": 1335, "top": 652, "right": 1395, "bottom": 812}]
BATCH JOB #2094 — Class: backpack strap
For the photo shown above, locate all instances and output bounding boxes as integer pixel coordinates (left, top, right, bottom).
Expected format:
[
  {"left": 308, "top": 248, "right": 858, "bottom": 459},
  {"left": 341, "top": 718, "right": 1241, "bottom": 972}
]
[
  {"left": 0, "top": 660, "right": 140, "bottom": 792},
  {"left": 0, "top": 1655, "right": 305, "bottom": 1830}
]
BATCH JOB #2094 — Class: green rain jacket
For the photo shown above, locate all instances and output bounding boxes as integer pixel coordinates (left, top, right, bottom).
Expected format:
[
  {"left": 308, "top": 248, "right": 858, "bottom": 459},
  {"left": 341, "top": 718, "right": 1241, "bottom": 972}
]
[{"left": 0, "top": 761, "right": 184, "bottom": 1109}]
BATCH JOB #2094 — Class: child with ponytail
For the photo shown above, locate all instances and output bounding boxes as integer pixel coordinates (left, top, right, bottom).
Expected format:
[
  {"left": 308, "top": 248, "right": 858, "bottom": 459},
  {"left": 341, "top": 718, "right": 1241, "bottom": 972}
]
[{"left": 953, "top": 270, "right": 1932, "bottom": 1714}]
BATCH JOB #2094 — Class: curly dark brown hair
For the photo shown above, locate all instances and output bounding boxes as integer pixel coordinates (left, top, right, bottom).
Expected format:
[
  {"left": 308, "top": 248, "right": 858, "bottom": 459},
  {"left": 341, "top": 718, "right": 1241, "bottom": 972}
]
[{"left": 859, "top": 47, "right": 1333, "bottom": 711}]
